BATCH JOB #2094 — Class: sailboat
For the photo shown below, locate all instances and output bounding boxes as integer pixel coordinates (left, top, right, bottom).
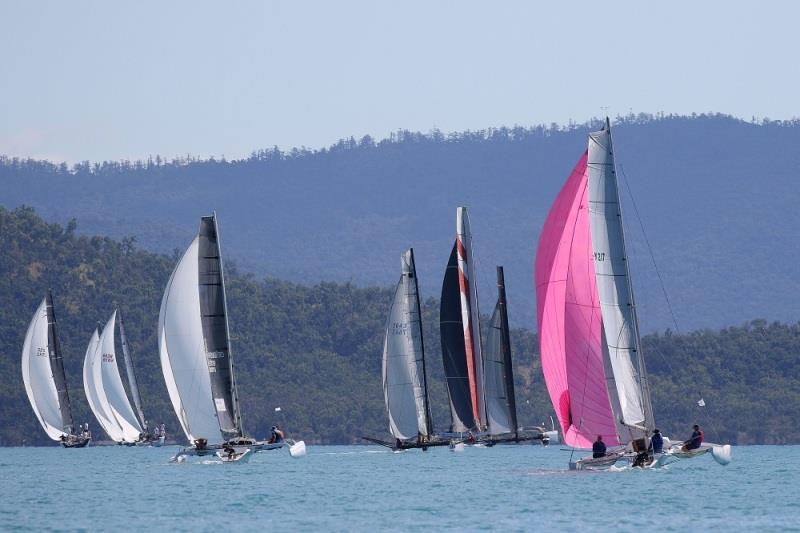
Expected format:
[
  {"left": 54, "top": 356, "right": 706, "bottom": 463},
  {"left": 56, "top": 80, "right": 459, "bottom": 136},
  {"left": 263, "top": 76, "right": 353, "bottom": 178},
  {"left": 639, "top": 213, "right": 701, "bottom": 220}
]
[
  {"left": 83, "top": 308, "right": 163, "bottom": 446},
  {"left": 440, "top": 206, "right": 487, "bottom": 436},
  {"left": 22, "top": 291, "right": 91, "bottom": 448},
  {"left": 363, "top": 249, "right": 450, "bottom": 451},
  {"left": 535, "top": 119, "right": 731, "bottom": 469},
  {"left": 483, "top": 266, "right": 545, "bottom": 445},
  {"left": 160, "top": 213, "right": 302, "bottom": 461}
]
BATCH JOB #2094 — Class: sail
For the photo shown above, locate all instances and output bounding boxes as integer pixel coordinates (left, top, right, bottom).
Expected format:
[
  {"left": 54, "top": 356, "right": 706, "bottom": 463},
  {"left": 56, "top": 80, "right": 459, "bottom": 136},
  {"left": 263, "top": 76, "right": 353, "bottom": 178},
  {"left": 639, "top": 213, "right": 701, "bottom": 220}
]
[
  {"left": 535, "top": 152, "right": 620, "bottom": 448},
  {"left": 197, "top": 215, "right": 241, "bottom": 439},
  {"left": 45, "top": 292, "right": 74, "bottom": 435},
  {"left": 83, "top": 328, "right": 125, "bottom": 442},
  {"left": 21, "top": 298, "right": 65, "bottom": 441},
  {"left": 440, "top": 242, "right": 475, "bottom": 432},
  {"left": 456, "top": 207, "right": 486, "bottom": 428},
  {"left": 383, "top": 249, "right": 430, "bottom": 441},
  {"left": 484, "top": 266, "right": 518, "bottom": 436},
  {"left": 98, "top": 311, "right": 143, "bottom": 442},
  {"left": 118, "top": 309, "right": 147, "bottom": 430},
  {"left": 587, "top": 124, "right": 651, "bottom": 433},
  {"left": 159, "top": 236, "right": 223, "bottom": 444}
]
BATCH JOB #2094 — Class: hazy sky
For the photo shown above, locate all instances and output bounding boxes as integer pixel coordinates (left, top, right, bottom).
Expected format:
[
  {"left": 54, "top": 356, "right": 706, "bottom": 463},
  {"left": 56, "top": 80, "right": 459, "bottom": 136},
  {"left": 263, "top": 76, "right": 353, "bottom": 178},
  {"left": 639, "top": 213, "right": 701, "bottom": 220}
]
[{"left": 1, "top": 0, "right": 797, "bottom": 163}]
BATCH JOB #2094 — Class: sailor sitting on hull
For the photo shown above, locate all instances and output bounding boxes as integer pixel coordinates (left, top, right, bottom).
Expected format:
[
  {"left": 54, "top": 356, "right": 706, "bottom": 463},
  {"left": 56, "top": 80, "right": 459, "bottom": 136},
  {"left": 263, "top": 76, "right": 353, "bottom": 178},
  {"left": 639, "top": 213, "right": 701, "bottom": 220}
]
[
  {"left": 268, "top": 425, "right": 285, "bottom": 444},
  {"left": 682, "top": 424, "right": 703, "bottom": 451},
  {"left": 592, "top": 435, "right": 607, "bottom": 458}
]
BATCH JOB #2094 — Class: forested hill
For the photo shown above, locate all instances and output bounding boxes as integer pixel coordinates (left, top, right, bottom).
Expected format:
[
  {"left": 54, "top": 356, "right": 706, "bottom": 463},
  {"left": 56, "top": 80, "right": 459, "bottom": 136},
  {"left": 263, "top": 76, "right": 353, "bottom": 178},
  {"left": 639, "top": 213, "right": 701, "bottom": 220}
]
[
  {"left": 2, "top": 114, "right": 799, "bottom": 332},
  {"left": 1, "top": 208, "right": 799, "bottom": 446}
]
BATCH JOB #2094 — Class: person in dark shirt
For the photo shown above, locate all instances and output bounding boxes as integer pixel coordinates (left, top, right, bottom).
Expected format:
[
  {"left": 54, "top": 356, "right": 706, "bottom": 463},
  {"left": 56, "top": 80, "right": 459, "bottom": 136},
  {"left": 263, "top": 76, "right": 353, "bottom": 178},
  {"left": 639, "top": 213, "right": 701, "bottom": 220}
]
[
  {"left": 592, "top": 435, "right": 607, "bottom": 458},
  {"left": 649, "top": 429, "right": 664, "bottom": 454},
  {"left": 683, "top": 424, "right": 703, "bottom": 451}
]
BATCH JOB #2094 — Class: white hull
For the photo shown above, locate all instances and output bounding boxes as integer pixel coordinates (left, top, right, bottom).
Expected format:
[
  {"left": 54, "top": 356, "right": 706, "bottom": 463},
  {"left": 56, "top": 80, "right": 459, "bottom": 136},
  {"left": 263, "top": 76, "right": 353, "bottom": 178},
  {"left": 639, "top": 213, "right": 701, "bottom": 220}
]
[{"left": 217, "top": 448, "right": 253, "bottom": 463}]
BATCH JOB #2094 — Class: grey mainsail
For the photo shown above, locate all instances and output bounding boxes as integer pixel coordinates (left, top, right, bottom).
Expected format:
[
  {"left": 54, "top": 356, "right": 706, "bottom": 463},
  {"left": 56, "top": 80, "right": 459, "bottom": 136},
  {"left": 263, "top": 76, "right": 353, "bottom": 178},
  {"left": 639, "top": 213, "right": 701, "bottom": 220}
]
[
  {"left": 197, "top": 214, "right": 243, "bottom": 440},
  {"left": 484, "top": 266, "right": 519, "bottom": 437},
  {"left": 118, "top": 308, "right": 147, "bottom": 431},
  {"left": 382, "top": 249, "right": 431, "bottom": 440}
]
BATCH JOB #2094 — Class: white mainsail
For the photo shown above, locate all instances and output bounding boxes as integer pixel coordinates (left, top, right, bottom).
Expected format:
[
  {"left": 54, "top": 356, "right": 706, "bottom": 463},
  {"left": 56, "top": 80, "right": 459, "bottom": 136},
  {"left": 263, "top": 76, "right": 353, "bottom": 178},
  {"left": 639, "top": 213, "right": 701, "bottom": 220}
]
[
  {"left": 97, "top": 311, "right": 143, "bottom": 442},
  {"left": 159, "top": 236, "right": 223, "bottom": 444},
  {"left": 383, "top": 249, "right": 429, "bottom": 440},
  {"left": 21, "top": 298, "right": 65, "bottom": 441},
  {"left": 83, "top": 328, "right": 125, "bottom": 442},
  {"left": 587, "top": 122, "right": 652, "bottom": 433}
]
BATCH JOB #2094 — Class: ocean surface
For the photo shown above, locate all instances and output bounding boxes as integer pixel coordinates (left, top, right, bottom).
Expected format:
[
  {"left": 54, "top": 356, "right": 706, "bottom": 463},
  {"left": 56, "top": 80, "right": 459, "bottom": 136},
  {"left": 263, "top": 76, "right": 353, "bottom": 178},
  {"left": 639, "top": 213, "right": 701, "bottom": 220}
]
[{"left": 0, "top": 444, "right": 796, "bottom": 531}]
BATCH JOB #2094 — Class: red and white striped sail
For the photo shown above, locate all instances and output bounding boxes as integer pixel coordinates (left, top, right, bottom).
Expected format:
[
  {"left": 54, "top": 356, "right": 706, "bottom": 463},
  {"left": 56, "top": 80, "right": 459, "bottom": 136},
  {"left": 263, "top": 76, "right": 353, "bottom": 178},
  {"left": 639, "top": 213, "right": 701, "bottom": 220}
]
[{"left": 456, "top": 207, "right": 486, "bottom": 429}]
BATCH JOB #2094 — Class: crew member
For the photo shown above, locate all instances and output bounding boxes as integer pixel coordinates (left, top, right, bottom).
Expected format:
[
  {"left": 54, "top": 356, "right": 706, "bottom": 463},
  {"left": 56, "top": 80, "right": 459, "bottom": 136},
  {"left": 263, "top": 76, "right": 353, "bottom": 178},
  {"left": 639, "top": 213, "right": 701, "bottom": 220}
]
[
  {"left": 649, "top": 429, "right": 664, "bottom": 454},
  {"left": 269, "top": 425, "right": 285, "bottom": 444},
  {"left": 683, "top": 424, "right": 703, "bottom": 451},
  {"left": 592, "top": 435, "right": 607, "bottom": 458}
]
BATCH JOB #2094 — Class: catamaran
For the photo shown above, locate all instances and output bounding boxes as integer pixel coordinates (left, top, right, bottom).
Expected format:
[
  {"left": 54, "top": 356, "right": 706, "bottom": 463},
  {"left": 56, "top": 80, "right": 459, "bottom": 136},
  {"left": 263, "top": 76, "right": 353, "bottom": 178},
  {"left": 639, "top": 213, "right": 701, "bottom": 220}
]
[
  {"left": 160, "top": 213, "right": 303, "bottom": 461},
  {"left": 83, "top": 308, "right": 164, "bottom": 446},
  {"left": 363, "top": 249, "right": 451, "bottom": 451},
  {"left": 22, "top": 291, "right": 91, "bottom": 448},
  {"left": 535, "top": 119, "right": 731, "bottom": 469}
]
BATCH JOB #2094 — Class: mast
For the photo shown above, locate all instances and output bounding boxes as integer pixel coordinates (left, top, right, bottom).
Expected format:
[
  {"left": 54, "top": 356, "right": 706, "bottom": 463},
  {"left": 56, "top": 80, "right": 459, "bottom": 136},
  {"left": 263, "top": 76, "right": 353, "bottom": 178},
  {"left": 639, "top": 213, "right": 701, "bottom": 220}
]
[
  {"left": 496, "top": 266, "right": 519, "bottom": 440},
  {"left": 211, "top": 212, "right": 244, "bottom": 438},
  {"left": 409, "top": 248, "right": 433, "bottom": 437},
  {"left": 604, "top": 119, "right": 655, "bottom": 431},
  {"left": 117, "top": 307, "right": 147, "bottom": 431},
  {"left": 45, "top": 290, "right": 74, "bottom": 435}
]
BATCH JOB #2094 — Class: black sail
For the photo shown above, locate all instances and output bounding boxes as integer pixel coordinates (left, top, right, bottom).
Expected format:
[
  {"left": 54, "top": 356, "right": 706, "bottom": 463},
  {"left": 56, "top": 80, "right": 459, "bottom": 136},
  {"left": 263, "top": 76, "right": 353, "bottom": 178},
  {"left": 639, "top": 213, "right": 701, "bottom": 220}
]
[
  {"left": 484, "top": 266, "right": 519, "bottom": 437},
  {"left": 440, "top": 242, "right": 475, "bottom": 432},
  {"left": 198, "top": 214, "right": 242, "bottom": 439},
  {"left": 45, "top": 291, "right": 74, "bottom": 435}
]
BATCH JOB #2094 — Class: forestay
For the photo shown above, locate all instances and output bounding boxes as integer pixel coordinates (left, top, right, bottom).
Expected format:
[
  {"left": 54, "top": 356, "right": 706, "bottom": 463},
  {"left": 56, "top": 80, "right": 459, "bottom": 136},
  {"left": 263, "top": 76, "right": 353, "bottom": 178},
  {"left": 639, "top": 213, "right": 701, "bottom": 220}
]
[{"left": 383, "top": 249, "right": 429, "bottom": 441}]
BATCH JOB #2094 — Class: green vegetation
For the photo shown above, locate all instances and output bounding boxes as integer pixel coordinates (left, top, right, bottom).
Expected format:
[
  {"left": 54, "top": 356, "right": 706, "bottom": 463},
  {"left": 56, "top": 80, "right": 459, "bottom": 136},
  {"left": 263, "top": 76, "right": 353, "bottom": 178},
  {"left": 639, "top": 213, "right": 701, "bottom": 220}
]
[{"left": 1, "top": 207, "right": 798, "bottom": 445}]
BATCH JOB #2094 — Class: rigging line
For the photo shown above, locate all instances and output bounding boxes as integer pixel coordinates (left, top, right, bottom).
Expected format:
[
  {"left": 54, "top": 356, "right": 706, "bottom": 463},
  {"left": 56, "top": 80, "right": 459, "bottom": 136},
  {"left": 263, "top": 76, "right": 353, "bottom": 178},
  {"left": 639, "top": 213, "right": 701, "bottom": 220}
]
[
  {"left": 618, "top": 165, "right": 724, "bottom": 443},
  {"left": 618, "top": 164, "right": 681, "bottom": 334}
]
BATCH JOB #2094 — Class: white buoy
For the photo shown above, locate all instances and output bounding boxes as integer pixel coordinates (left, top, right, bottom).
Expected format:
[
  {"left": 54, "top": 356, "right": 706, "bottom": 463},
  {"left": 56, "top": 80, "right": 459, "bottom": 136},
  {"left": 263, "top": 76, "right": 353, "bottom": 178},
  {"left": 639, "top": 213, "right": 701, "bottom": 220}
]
[
  {"left": 450, "top": 442, "right": 465, "bottom": 453},
  {"left": 288, "top": 440, "right": 307, "bottom": 458},
  {"left": 712, "top": 444, "right": 732, "bottom": 465}
]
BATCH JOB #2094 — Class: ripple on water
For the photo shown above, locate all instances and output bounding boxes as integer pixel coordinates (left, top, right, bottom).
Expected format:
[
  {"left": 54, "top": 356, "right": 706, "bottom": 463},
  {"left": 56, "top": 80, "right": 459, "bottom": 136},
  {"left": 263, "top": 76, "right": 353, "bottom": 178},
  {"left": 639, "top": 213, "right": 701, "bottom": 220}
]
[{"left": 0, "top": 444, "right": 794, "bottom": 530}]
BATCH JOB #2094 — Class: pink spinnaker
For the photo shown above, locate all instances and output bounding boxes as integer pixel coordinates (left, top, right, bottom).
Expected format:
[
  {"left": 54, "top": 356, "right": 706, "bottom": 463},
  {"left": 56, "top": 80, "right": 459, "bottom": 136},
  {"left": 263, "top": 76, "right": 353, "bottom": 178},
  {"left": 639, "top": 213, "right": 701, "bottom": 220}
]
[{"left": 535, "top": 152, "right": 620, "bottom": 448}]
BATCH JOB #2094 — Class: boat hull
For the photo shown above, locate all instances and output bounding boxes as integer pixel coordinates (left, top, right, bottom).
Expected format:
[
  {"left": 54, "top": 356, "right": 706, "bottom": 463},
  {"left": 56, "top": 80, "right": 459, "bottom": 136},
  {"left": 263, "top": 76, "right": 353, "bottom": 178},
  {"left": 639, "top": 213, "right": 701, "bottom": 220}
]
[{"left": 61, "top": 436, "right": 91, "bottom": 448}]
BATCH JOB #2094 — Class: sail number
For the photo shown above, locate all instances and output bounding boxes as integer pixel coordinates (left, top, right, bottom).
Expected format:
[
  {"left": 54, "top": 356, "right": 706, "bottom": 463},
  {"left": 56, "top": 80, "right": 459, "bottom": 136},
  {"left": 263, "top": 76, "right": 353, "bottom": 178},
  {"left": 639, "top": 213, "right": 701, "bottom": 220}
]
[
  {"left": 391, "top": 322, "right": 408, "bottom": 336},
  {"left": 102, "top": 352, "right": 114, "bottom": 363},
  {"left": 593, "top": 252, "right": 606, "bottom": 262}
]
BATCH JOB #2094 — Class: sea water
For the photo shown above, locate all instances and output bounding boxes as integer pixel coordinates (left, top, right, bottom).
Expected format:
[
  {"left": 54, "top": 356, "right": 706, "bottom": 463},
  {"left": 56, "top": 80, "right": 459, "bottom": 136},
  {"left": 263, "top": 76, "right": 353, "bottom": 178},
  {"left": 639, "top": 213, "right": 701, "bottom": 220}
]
[{"left": 0, "top": 444, "right": 796, "bottom": 531}]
